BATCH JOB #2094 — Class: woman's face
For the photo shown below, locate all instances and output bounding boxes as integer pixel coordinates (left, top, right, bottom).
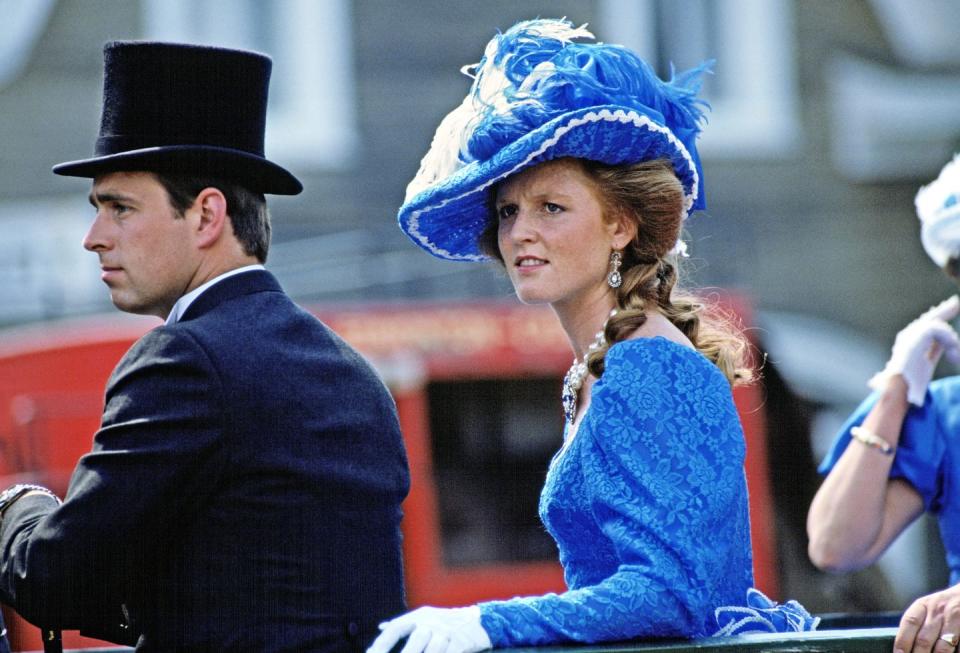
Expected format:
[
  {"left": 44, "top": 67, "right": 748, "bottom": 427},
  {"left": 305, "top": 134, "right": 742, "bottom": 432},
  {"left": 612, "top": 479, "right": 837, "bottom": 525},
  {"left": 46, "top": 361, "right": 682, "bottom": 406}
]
[{"left": 495, "top": 158, "right": 634, "bottom": 308}]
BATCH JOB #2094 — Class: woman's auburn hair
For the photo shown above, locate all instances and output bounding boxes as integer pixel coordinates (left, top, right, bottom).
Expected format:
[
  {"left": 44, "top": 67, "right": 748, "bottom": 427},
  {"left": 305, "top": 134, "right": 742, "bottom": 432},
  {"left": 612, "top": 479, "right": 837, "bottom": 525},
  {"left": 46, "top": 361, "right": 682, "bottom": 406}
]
[{"left": 480, "top": 157, "right": 754, "bottom": 386}]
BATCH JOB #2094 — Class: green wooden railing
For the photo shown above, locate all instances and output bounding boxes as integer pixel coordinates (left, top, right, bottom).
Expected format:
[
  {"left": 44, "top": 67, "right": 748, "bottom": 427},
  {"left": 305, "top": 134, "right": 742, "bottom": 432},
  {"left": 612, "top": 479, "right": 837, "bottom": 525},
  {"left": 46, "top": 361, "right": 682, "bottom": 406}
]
[{"left": 500, "top": 628, "right": 897, "bottom": 653}]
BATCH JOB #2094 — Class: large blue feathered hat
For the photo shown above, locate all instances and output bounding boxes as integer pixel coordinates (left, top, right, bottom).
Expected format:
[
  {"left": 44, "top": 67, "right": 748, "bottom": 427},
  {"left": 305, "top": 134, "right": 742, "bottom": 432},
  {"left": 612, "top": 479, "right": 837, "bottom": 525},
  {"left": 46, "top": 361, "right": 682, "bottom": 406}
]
[{"left": 398, "top": 18, "right": 711, "bottom": 261}]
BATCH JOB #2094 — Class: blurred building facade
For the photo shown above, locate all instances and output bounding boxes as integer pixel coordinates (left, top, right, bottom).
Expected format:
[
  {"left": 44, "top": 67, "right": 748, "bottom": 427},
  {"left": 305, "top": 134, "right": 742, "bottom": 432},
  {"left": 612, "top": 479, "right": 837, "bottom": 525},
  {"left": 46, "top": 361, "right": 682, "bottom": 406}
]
[{"left": 1, "top": 0, "right": 959, "bottom": 337}]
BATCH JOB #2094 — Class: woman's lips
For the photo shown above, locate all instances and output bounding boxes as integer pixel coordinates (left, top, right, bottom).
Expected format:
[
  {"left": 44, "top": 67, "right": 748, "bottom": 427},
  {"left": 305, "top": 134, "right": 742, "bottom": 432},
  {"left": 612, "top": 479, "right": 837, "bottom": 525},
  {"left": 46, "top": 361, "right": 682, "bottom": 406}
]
[{"left": 515, "top": 256, "right": 548, "bottom": 269}]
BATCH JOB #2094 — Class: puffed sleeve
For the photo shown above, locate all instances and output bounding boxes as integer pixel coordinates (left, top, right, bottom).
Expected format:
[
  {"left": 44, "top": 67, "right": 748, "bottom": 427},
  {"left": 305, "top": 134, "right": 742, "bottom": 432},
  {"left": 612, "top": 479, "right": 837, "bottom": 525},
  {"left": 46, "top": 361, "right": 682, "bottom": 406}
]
[
  {"left": 0, "top": 326, "right": 224, "bottom": 630},
  {"left": 479, "top": 339, "right": 753, "bottom": 645},
  {"left": 818, "top": 376, "right": 960, "bottom": 513}
]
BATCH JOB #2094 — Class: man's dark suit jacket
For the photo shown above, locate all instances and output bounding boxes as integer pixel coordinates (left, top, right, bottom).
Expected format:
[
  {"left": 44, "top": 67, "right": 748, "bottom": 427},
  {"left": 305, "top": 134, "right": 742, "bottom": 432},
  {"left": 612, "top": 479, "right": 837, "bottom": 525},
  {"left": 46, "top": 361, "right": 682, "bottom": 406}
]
[{"left": 0, "top": 270, "right": 410, "bottom": 652}]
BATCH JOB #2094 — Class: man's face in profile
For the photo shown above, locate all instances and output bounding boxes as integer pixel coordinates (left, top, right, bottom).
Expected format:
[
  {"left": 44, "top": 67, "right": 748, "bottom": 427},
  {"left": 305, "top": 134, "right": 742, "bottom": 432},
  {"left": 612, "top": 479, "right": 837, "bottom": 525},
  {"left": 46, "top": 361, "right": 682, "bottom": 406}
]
[{"left": 84, "top": 171, "right": 198, "bottom": 318}]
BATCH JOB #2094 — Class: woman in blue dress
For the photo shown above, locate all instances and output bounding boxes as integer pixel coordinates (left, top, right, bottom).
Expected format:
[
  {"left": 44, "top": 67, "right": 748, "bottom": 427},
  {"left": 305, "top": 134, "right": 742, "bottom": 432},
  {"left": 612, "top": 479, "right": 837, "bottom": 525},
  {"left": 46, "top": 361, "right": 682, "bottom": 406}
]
[
  {"left": 369, "top": 18, "right": 816, "bottom": 653},
  {"left": 809, "top": 156, "right": 960, "bottom": 653}
]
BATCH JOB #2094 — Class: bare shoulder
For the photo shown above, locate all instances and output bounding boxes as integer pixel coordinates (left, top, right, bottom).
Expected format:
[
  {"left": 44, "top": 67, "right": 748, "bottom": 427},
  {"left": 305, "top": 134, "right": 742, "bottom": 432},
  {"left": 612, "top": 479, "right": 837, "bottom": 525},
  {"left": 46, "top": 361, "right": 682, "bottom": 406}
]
[{"left": 621, "top": 310, "right": 694, "bottom": 350}]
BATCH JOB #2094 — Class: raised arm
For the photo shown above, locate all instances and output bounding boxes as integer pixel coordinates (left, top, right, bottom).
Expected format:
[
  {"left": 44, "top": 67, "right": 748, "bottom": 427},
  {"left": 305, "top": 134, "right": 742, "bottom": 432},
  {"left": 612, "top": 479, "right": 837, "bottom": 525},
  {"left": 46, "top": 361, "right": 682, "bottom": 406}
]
[
  {"left": 807, "top": 377, "right": 923, "bottom": 571},
  {"left": 808, "top": 296, "right": 960, "bottom": 571}
]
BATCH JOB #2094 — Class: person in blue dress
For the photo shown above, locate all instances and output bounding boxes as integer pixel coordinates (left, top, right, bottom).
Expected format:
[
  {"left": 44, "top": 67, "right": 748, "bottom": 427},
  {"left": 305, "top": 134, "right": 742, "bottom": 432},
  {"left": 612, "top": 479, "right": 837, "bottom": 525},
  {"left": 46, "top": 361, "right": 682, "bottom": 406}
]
[
  {"left": 369, "top": 18, "right": 817, "bottom": 653},
  {"left": 809, "top": 155, "right": 960, "bottom": 653}
]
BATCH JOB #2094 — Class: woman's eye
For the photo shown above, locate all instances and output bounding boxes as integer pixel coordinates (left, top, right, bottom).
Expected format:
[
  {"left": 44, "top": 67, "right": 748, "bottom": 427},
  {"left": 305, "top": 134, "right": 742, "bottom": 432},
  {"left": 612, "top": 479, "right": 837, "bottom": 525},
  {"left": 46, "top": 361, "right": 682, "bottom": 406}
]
[
  {"left": 497, "top": 205, "right": 517, "bottom": 221},
  {"left": 544, "top": 202, "right": 563, "bottom": 214}
]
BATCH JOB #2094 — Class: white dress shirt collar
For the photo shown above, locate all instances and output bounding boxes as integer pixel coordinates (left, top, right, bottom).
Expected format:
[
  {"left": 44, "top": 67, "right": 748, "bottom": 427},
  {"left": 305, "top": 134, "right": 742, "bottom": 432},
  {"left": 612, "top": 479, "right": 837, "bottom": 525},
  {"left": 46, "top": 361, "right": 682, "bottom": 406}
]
[{"left": 164, "top": 264, "right": 265, "bottom": 325}]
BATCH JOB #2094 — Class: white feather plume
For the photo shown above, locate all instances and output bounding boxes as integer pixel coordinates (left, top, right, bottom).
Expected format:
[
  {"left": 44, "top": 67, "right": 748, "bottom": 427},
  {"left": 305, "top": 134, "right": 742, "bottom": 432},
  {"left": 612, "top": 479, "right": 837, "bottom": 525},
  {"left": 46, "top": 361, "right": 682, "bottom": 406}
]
[
  {"left": 917, "top": 154, "right": 960, "bottom": 267},
  {"left": 404, "top": 20, "right": 593, "bottom": 203}
]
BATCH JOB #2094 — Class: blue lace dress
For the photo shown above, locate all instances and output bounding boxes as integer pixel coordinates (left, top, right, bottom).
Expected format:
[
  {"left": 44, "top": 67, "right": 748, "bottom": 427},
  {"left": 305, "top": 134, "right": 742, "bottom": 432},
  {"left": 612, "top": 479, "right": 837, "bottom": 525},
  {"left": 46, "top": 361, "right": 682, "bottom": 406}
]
[
  {"left": 820, "top": 375, "right": 960, "bottom": 585},
  {"left": 477, "top": 337, "right": 756, "bottom": 645}
]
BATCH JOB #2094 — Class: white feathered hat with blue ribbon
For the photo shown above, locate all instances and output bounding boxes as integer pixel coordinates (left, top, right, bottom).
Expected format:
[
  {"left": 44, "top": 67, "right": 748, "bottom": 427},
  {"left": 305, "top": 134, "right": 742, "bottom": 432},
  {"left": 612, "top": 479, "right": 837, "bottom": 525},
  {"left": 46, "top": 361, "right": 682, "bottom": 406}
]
[
  {"left": 917, "top": 154, "right": 960, "bottom": 271},
  {"left": 398, "top": 17, "right": 712, "bottom": 261}
]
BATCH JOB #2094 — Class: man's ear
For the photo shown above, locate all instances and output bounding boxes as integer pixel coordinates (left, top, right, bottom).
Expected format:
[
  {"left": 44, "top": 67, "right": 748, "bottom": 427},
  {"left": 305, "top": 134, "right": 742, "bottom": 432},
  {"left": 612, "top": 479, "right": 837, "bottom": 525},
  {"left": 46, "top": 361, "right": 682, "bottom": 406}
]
[{"left": 193, "top": 187, "right": 228, "bottom": 249}]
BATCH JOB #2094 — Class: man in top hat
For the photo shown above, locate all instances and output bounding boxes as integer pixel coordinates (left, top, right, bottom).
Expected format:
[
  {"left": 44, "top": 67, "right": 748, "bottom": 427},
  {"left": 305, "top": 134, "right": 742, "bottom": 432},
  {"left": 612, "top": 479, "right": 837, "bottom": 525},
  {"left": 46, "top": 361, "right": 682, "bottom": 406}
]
[{"left": 0, "top": 41, "right": 409, "bottom": 652}]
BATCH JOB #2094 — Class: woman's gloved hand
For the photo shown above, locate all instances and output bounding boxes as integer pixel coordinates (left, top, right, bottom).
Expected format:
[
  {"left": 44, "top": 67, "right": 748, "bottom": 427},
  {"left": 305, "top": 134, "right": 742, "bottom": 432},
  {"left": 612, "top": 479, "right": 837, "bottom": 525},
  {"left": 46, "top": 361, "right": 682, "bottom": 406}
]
[
  {"left": 367, "top": 605, "right": 492, "bottom": 653},
  {"left": 869, "top": 295, "right": 960, "bottom": 405}
]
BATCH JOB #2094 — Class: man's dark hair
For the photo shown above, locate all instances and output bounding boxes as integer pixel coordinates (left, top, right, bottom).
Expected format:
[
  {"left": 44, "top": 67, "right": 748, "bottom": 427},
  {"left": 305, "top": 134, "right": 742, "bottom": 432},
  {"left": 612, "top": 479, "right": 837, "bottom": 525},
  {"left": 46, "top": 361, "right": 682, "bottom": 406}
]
[{"left": 153, "top": 173, "right": 272, "bottom": 262}]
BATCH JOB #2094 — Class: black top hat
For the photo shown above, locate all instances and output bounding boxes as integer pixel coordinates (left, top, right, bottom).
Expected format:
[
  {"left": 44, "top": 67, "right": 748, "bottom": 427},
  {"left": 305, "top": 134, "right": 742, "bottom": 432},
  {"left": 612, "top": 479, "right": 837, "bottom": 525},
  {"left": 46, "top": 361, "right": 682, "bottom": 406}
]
[{"left": 53, "top": 41, "right": 302, "bottom": 195}]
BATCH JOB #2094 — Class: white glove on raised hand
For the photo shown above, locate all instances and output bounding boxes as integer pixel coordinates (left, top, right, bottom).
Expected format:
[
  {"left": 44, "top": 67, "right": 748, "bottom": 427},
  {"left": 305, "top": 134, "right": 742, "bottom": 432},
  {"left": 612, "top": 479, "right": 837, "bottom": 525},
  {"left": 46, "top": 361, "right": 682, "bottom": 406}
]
[
  {"left": 367, "top": 606, "right": 492, "bottom": 653},
  {"left": 869, "top": 295, "right": 960, "bottom": 405}
]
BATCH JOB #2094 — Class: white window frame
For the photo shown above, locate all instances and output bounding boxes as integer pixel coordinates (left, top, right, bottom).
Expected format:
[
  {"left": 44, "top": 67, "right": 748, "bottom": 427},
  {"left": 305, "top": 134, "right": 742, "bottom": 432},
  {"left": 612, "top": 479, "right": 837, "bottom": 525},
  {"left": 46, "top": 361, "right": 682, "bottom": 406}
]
[
  {"left": 598, "top": 0, "right": 799, "bottom": 158},
  {"left": 142, "top": 0, "right": 357, "bottom": 168}
]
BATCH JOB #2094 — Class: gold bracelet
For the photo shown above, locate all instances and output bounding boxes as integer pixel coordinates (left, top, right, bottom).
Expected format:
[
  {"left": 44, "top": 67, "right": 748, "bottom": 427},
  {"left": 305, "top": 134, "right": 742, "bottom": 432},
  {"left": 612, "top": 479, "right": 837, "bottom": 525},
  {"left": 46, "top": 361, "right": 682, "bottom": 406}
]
[{"left": 850, "top": 426, "right": 895, "bottom": 456}]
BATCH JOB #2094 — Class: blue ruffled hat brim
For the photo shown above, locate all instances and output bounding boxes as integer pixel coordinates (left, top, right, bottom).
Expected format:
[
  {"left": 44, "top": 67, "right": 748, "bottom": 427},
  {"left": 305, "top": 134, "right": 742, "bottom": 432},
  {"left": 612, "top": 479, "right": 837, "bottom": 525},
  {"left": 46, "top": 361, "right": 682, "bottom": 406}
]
[{"left": 399, "top": 104, "right": 703, "bottom": 261}]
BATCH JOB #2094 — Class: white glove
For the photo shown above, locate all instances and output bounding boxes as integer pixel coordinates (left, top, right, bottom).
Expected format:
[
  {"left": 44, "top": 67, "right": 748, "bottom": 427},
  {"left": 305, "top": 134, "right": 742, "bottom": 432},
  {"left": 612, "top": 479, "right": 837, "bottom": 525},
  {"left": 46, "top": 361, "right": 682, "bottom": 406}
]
[
  {"left": 367, "top": 606, "right": 492, "bottom": 653},
  {"left": 869, "top": 295, "right": 960, "bottom": 405}
]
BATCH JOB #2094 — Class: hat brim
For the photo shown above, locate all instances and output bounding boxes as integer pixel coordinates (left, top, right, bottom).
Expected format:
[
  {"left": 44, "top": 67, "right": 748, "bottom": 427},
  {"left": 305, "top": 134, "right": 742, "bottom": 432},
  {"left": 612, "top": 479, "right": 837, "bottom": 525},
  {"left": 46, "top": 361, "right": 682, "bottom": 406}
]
[
  {"left": 52, "top": 145, "right": 303, "bottom": 195},
  {"left": 398, "top": 106, "right": 701, "bottom": 261}
]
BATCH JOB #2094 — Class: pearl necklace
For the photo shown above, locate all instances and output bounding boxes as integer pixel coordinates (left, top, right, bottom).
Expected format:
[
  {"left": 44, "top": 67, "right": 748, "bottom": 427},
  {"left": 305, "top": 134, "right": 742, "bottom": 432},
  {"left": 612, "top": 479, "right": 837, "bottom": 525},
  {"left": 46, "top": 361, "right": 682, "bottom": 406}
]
[{"left": 561, "top": 323, "right": 609, "bottom": 425}]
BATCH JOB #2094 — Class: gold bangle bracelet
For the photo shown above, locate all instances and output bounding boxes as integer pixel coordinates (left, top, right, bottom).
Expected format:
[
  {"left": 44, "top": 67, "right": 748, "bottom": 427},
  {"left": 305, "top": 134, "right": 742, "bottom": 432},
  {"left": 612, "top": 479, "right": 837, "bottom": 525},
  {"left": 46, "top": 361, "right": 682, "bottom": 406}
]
[{"left": 850, "top": 426, "right": 895, "bottom": 456}]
